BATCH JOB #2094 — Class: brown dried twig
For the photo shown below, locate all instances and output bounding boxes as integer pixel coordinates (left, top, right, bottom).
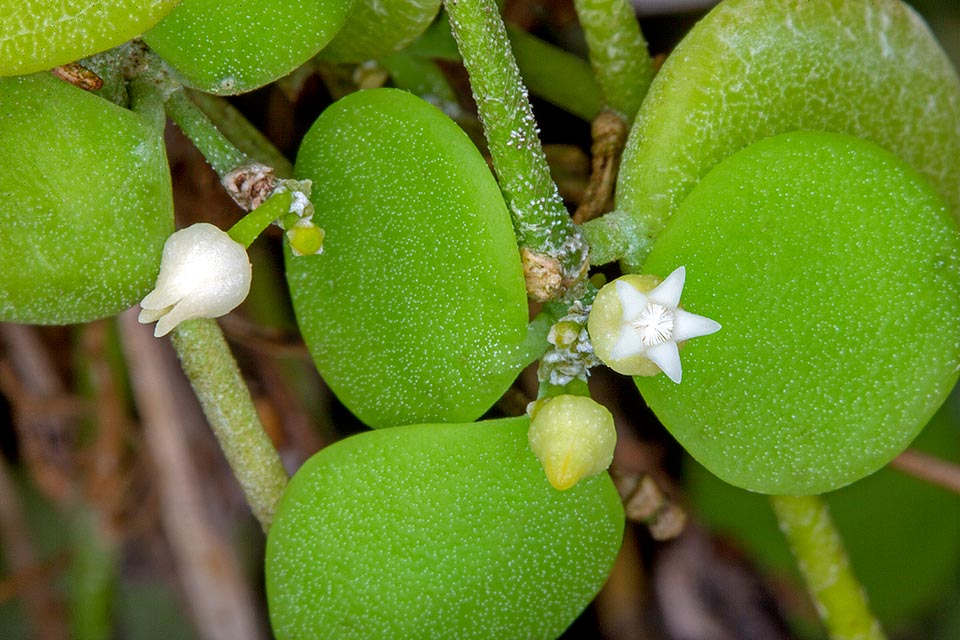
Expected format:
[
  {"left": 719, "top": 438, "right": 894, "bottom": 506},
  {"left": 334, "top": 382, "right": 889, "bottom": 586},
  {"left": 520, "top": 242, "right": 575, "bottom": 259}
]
[
  {"left": 890, "top": 447, "right": 960, "bottom": 495},
  {"left": 118, "top": 310, "right": 265, "bottom": 640}
]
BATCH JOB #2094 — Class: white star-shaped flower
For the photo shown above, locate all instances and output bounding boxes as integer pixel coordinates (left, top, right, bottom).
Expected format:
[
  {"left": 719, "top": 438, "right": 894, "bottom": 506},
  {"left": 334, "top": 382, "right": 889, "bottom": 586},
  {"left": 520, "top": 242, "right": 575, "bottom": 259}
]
[{"left": 608, "top": 267, "right": 720, "bottom": 383}]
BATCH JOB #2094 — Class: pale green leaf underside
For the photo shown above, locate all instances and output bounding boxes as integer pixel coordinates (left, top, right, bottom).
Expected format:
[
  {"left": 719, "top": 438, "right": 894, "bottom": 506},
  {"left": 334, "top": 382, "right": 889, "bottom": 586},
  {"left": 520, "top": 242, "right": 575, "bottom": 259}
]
[{"left": 617, "top": 0, "right": 960, "bottom": 265}]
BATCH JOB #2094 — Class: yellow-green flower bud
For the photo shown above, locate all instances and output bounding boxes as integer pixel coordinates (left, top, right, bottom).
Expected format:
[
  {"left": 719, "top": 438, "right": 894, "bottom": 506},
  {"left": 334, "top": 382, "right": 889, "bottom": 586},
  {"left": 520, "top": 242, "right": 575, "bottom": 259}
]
[{"left": 527, "top": 395, "right": 616, "bottom": 491}]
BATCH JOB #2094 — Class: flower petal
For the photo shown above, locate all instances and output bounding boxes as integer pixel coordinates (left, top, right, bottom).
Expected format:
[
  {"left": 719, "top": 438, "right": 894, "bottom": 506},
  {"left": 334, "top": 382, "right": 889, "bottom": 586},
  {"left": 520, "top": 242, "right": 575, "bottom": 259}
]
[
  {"left": 138, "top": 223, "right": 253, "bottom": 337},
  {"left": 609, "top": 324, "right": 648, "bottom": 361},
  {"left": 645, "top": 341, "right": 682, "bottom": 383},
  {"left": 674, "top": 308, "right": 721, "bottom": 342},
  {"left": 153, "top": 299, "right": 196, "bottom": 337},
  {"left": 648, "top": 266, "right": 685, "bottom": 308},
  {"left": 138, "top": 303, "right": 174, "bottom": 325},
  {"left": 614, "top": 280, "right": 649, "bottom": 320},
  {"left": 139, "top": 286, "right": 181, "bottom": 311}
]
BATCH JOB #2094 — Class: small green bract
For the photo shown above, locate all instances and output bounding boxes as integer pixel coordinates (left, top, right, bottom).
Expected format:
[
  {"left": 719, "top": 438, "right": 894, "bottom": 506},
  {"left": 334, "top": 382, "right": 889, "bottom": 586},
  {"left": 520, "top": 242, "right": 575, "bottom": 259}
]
[
  {"left": 287, "top": 88, "right": 529, "bottom": 428},
  {"left": 265, "top": 417, "right": 624, "bottom": 639},
  {"left": 635, "top": 131, "right": 960, "bottom": 495}
]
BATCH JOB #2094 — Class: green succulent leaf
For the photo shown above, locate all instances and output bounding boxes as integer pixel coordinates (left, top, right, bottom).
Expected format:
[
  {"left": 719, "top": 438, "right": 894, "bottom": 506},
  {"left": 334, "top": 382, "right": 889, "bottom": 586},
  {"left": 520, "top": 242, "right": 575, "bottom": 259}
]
[
  {"left": 266, "top": 417, "right": 624, "bottom": 639},
  {"left": 0, "top": 73, "right": 174, "bottom": 324},
  {"left": 287, "top": 88, "right": 528, "bottom": 428},
  {"left": 687, "top": 389, "right": 960, "bottom": 626},
  {"left": 144, "top": 0, "right": 354, "bottom": 94},
  {"left": 635, "top": 131, "right": 960, "bottom": 495},
  {"left": 0, "top": 0, "right": 180, "bottom": 77},
  {"left": 319, "top": 0, "right": 442, "bottom": 64},
  {"left": 616, "top": 0, "right": 960, "bottom": 267}
]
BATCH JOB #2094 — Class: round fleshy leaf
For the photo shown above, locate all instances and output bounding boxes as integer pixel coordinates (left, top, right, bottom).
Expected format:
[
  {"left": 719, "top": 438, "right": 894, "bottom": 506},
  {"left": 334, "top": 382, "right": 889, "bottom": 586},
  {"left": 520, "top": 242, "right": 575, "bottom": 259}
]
[
  {"left": 287, "top": 88, "right": 528, "bottom": 428},
  {"left": 0, "top": 1, "right": 180, "bottom": 77},
  {"left": 144, "top": 0, "right": 354, "bottom": 94},
  {"left": 0, "top": 73, "right": 174, "bottom": 324},
  {"left": 616, "top": 0, "right": 960, "bottom": 267},
  {"left": 635, "top": 131, "right": 960, "bottom": 495},
  {"left": 320, "top": 0, "right": 442, "bottom": 63},
  {"left": 687, "top": 389, "right": 960, "bottom": 626},
  {"left": 266, "top": 417, "right": 624, "bottom": 639}
]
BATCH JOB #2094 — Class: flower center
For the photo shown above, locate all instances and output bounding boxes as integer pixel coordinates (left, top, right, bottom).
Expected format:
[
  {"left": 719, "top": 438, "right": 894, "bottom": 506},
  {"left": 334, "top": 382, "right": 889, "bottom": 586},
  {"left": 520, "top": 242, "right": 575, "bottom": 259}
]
[{"left": 631, "top": 303, "right": 675, "bottom": 346}]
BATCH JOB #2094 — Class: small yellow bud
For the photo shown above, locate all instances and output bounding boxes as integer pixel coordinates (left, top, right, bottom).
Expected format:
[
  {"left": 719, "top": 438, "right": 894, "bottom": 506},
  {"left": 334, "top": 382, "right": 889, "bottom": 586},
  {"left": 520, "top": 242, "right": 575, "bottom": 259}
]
[
  {"left": 286, "top": 224, "right": 326, "bottom": 256},
  {"left": 527, "top": 395, "right": 616, "bottom": 491}
]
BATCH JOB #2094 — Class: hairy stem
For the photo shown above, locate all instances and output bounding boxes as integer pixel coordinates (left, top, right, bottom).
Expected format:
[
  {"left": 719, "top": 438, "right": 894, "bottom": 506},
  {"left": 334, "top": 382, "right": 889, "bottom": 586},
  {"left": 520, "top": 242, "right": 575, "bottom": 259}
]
[
  {"left": 770, "top": 495, "right": 885, "bottom": 640},
  {"left": 505, "top": 24, "right": 602, "bottom": 122},
  {"left": 573, "top": 0, "right": 654, "bottom": 124},
  {"left": 445, "top": 0, "right": 588, "bottom": 301},
  {"left": 170, "top": 319, "right": 289, "bottom": 531}
]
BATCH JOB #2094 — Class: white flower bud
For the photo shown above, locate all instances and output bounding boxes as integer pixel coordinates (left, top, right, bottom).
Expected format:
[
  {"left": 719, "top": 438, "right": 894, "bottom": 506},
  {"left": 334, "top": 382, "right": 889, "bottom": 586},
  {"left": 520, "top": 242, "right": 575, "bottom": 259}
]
[{"left": 138, "top": 223, "right": 252, "bottom": 337}]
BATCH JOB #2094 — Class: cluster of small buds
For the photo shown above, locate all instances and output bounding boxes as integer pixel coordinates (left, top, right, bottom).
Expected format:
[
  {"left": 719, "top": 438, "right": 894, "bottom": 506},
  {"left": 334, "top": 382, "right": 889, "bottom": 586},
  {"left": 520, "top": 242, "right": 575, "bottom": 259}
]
[
  {"left": 538, "top": 301, "right": 601, "bottom": 387},
  {"left": 274, "top": 179, "right": 325, "bottom": 257}
]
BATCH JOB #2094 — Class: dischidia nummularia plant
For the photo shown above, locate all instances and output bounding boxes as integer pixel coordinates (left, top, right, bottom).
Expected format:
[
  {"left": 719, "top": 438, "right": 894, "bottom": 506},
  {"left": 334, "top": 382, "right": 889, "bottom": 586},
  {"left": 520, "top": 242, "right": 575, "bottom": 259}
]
[{"left": 1, "top": 0, "right": 959, "bottom": 639}]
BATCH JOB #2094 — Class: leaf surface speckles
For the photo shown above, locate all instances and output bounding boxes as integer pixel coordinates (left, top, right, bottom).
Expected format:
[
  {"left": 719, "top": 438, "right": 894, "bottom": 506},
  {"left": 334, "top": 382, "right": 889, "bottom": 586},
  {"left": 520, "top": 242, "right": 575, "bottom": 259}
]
[{"left": 287, "top": 89, "right": 528, "bottom": 428}]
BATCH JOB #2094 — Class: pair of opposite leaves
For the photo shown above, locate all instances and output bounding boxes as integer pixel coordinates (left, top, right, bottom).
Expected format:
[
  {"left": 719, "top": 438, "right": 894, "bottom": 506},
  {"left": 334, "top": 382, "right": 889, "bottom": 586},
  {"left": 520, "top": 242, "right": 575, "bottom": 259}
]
[
  {"left": 272, "top": 1, "right": 960, "bottom": 637},
  {"left": 287, "top": 0, "right": 960, "bottom": 495},
  {"left": 0, "top": 0, "right": 447, "bottom": 320}
]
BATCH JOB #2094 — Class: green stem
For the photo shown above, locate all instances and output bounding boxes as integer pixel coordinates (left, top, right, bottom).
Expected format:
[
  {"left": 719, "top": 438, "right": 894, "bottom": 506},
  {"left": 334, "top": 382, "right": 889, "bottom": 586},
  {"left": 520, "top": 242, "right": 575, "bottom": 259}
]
[
  {"left": 228, "top": 191, "right": 292, "bottom": 248},
  {"left": 581, "top": 208, "right": 643, "bottom": 266},
  {"left": 164, "top": 89, "right": 249, "bottom": 178},
  {"left": 505, "top": 25, "right": 602, "bottom": 122},
  {"left": 69, "top": 509, "right": 117, "bottom": 640},
  {"left": 127, "top": 77, "right": 165, "bottom": 134},
  {"left": 770, "top": 495, "right": 885, "bottom": 640},
  {"left": 538, "top": 376, "right": 590, "bottom": 400},
  {"left": 170, "top": 319, "right": 289, "bottom": 531},
  {"left": 130, "top": 49, "right": 289, "bottom": 214},
  {"left": 573, "top": 0, "right": 654, "bottom": 124},
  {"left": 445, "top": 0, "right": 588, "bottom": 298},
  {"left": 188, "top": 90, "right": 295, "bottom": 178},
  {"left": 405, "top": 13, "right": 602, "bottom": 121},
  {"left": 81, "top": 46, "right": 129, "bottom": 107}
]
